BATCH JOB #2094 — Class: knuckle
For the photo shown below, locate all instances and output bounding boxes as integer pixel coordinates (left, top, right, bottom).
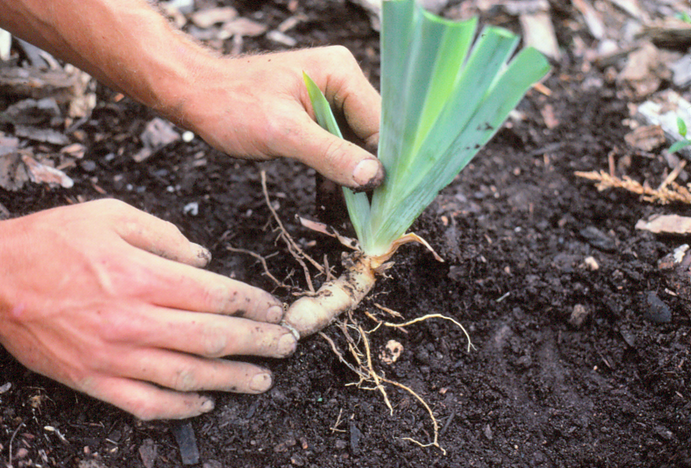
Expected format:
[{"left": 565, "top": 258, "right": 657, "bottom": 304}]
[
  {"left": 202, "top": 323, "right": 228, "bottom": 357},
  {"left": 94, "top": 198, "right": 130, "bottom": 215},
  {"left": 322, "top": 137, "right": 351, "bottom": 168},
  {"left": 172, "top": 366, "right": 200, "bottom": 392},
  {"left": 199, "top": 281, "right": 230, "bottom": 313},
  {"left": 130, "top": 401, "right": 160, "bottom": 421},
  {"left": 327, "top": 45, "right": 355, "bottom": 63}
]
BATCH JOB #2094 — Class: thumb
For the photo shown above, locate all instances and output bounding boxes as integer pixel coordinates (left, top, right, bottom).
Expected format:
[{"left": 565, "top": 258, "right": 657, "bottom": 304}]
[{"left": 294, "top": 122, "right": 385, "bottom": 191}]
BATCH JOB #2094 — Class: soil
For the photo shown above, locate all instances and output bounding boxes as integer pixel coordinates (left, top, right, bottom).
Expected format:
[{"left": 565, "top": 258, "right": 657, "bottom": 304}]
[{"left": 1, "top": 1, "right": 690, "bottom": 467}]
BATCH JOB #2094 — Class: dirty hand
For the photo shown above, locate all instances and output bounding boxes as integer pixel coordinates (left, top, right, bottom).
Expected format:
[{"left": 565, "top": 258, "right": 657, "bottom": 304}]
[
  {"left": 174, "top": 47, "right": 383, "bottom": 191},
  {"left": 2, "top": 0, "right": 383, "bottom": 189},
  {"left": 0, "top": 199, "right": 297, "bottom": 420}
]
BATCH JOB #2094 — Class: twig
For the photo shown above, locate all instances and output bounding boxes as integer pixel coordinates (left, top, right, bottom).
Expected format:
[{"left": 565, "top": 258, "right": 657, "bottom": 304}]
[
  {"left": 658, "top": 159, "right": 687, "bottom": 191},
  {"left": 226, "top": 245, "right": 290, "bottom": 289},
  {"left": 260, "top": 171, "right": 324, "bottom": 293},
  {"left": 8, "top": 420, "right": 25, "bottom": 467},
  {"left": 329, "top": 408, "right": 346, "bottom": 433},
  {"left": 576, "top": 170, "right": 691, "bottom": 204}
]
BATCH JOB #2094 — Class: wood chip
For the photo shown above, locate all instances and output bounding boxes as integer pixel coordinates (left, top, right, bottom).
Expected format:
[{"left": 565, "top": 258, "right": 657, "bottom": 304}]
[
  {"left": 636, "top": 214, "right": 691, "bottom": 235},
  {"left": 571, "top": 0, "right": 605, "bottom": 39},
  {"left": 133, "top": 118, "right": 180, "bottom": 162},
  {"left": 15, "top": 125, "right": 70, "bottom": 145},
  {"left": 219, "top": 18, "right": 268, "bottom": 39},
  {"left": 0, "top": 28, "right": 10, "bottom": 62},
  {"left": 624, "top": 125, "right": 665, "bottom": 152},
  {"left": 640, "top": 18, "right": 691, "bottom": 49},
  {"left": 190, "top": 7, "right": 238, "bottom": 29},
  {"left": 21, "top": 152, "right": 74, "bottom": 188},
  {"left": 519, "top": 9, "right": 561, "bottom": 60},
  {"left": 635, "top": 90, "right": 691, "bottom": 158},
  {"left": 618, "top": 42, "right": 670, "bottom": 99},
  {"left": 0, "top": 152, "right": 30, "bottom": 191}
]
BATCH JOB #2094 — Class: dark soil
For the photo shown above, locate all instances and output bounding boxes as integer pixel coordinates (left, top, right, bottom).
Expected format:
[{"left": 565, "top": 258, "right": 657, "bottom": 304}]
[{"left": 1, "top": 1, "right": 690, "bottom": 467}]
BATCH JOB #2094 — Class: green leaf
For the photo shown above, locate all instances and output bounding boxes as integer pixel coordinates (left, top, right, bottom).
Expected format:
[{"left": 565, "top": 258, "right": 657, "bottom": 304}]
[
  {"left": 365, "top": 0, "right": 550, "bottom": 255},
  {"left": 677, "top": 116, "right": 688, "bottom": 138},
  {"left": 303, "top": 0, "right": 550, "bottom": 256},
  {"left": 303, "top": 73, "right": 371, "bottom": 244},
  {"left": 669, "top": 140, "right": 691, "bottom": 154}
]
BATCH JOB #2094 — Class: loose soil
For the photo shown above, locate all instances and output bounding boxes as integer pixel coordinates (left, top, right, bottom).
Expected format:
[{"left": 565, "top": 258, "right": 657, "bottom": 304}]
[{"left": 1, "top": 1, "right": 690, "bottom": 467}]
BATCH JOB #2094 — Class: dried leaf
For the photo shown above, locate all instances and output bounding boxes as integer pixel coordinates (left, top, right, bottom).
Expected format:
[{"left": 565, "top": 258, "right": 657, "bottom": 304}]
[{"left": 21, "top": 153, "right": 74, "bottom": 188}]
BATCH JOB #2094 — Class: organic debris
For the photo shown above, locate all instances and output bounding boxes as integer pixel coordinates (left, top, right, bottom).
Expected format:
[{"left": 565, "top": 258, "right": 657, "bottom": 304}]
[
  {"left": 259, "top": 170, "right": 470, "bottom": 453},
  {"left": 636, "top": 214, "right": 691, "bottom": 234},
  {"left": 133, "top": 118, "right": 181, "bottom": 163},
  {"left": 575, "top": 169, "right": 691, "bottom": 204},
  {"left": 634, "top": 90, "right": 691, "bottom": 158}
]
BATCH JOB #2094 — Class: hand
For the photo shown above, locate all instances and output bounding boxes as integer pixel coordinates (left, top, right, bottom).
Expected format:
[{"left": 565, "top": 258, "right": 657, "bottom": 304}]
[
  {"left": 0, "top": 199, "right": 297, "bottom": 420},
  {"left": 1, "top": 0, "right": 383, "bottom": 189},
  {"left": 174, "top": 46, "right": 384, "bottom": 191}
]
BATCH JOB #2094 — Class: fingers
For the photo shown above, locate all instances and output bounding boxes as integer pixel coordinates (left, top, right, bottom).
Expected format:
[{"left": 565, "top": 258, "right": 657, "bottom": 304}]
[
  {"left": 110, "top": 348, "right": 275, "bottom": 394},
  {"left": 89, "top": 200, "right": 283, "bottom": 324},
  {"left": 82, "top": 376, "right": 215, "bottom": 420},
  {"left": 124, "top": 308, "right": 297, "bottom": 359},
  {"left": 130, "top": 250, "right": 284, "bottom": 323},
  {"left": 295, "top": 47, "right": 383, "bottom": 190},
  {"left": 98, "top": 199, "right": 211, "bottom": 268},
  {"left": 320, "top": 46, "right": 381, "bottom": 149},
  {"left": 279, "top": 114, "right": 384, "bottom": 190}
]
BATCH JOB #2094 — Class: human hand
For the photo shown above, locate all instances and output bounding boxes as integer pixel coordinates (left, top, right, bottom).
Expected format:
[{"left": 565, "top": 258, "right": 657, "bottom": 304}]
[
  {"left": 0, "top": 199, "right": 296, "bottom": 420},
  {"left": 173, "top": 46, "right": 383, "bottom": 191}
]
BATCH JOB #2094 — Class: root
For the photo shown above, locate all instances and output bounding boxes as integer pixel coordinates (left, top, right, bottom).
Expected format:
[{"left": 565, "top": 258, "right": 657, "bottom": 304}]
[
  {"left": 225, "top": 245, "right": 290, "bottom": 290},
  {"left": 259, "top": 170, "right": 469, "bottom": 453},
  {"left": 321, "top": 314, "right": 454, "bottom": 454},
  {"left": 282, "top": 252, "right": 377, "bottom": 338},
  {"left": 381, "top": 313, "right": 474, "bottom": 353},
  {"left": 261, "top": 170, "right": 323, "bottom": 292}
]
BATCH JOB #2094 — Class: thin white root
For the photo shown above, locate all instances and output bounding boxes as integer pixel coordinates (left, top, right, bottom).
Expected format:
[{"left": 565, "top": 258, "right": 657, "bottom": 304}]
[{"left": 282, "top": 252, "right": 377, "bottom": 339}]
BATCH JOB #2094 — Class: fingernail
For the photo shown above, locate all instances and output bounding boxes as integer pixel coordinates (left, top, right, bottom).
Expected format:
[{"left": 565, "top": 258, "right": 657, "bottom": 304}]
[
  {"left": 192, "top": 243, "right": 212, "bottom": 265},
  {"left": 277, "top": 333, "right": 298, "bottom": 356},
  {"left": 249, "top": 373, "right": 272, "bottom": 392},
  {"left": 267, "top": 305, "right": 284, "bottom": 323},
  {"left": 352, "top": 159, "right": 383, "bottom": 188},
  {"left": 200, "top": 398, "right": 215, "bottom": 412}
]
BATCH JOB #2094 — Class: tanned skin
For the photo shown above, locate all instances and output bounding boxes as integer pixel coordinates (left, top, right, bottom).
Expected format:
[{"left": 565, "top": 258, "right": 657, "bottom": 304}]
[{"left": 0, "top": 0, "right": 382, "bottom": 420}]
